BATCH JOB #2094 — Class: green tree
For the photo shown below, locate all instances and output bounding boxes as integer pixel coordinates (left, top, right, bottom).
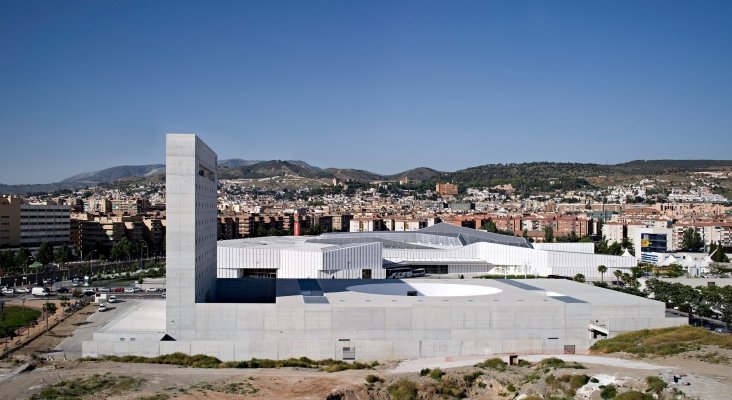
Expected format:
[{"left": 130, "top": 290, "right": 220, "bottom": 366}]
[
  {"left": 0, "top": 250, "right": 17, "bottom": 275},
  {"left": 710, "top": 241, "right": 729, "bottom": 263},
  {"left": 54, "top": 244, "right": 73, "bottom": 265},
  {"left": 613, "top": 269, "right": 623, "bottom": 285},
  {"left": 37, "top": 242, "right": 54, "bottom": 265},
  {"left": 681, "top": 228, "right": 703, "bottom": 252},
  {"left": 111, "top": 238, "right": 133, "bottom": 261},
  {"left": 483, "top": 220, "right": 498, "bottom": 233},
  {"left": 15, "top": 247, "right": 31, "bottom": 273},
  {"left": 597, "top": 265, "right": 607, "bottom": 282},
  {"left": 573, "top": 273, "right": 586, "bottom": 283},
  {"left": 544, "top": 226, "right": 554, "bottom": 243}
]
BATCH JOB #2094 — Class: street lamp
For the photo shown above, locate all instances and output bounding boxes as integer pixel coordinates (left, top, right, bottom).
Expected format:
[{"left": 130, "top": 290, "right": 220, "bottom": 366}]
[{"left": 137, "top": 241, "right": 149, "bottom": 269}]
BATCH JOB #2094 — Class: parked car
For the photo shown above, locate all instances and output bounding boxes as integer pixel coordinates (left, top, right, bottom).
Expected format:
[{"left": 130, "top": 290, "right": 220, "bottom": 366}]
[
  {"left": 1, "top": 287, "right": 14, "bottom": 295},
  {"left": 99, "top": 287, "right": 111, "bottom": 293},
  {"left": 113, "top": 287, "right": 125, "bottom": 293},
  {"left": 82, "top": 288, "right": 95, "bottom": 296},
  {"left": 714, "top": 327, "right": 731, "bottom": 334},
  {"left": 31, "top": 287, "right": 50, "bottom": 296},
  {"left": 133, "top": 287, "right": 142, "bottom": 293},
  {"left": 56, "top": 287, "right": 70, "bottom": 294},
  {"left": 42, "top": 278, "right": 53, "bottom": 284},
  {"left": 124, "top": 288, "right": 135, "bottom": 293},
  {"left": 15, "top": 287, "right": 30, "bottom": 294},
  {"left": 146, "top": 287, "right": 158, "bottom": 292}
]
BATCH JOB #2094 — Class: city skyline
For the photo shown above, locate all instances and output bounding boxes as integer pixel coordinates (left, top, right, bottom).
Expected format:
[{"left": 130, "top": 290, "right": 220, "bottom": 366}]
[{"left": 2, "top": 1, "right": 732, "bottom": 184}]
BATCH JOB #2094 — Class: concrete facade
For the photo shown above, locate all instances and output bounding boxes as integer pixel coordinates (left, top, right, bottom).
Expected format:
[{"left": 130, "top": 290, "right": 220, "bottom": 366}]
[
  {"left": 83, "top": 278, "right": 685, "bottom": 361},
  {"left": 165, "top": 134, "right": 218, "bottom": 340},
  {"left": 83, "top": 134, "right": 686, "bottom": 362}
]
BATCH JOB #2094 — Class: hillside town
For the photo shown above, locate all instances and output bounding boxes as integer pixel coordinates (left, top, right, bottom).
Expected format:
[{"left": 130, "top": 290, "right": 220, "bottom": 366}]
[{"left": 2, "top": 167, "right": 731, "bottom": 277}]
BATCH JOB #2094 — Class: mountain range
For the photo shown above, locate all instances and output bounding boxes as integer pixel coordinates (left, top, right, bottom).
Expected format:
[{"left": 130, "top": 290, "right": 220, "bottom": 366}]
[{"left": 1, "top": 159, "right": 731, "bottom": 195}]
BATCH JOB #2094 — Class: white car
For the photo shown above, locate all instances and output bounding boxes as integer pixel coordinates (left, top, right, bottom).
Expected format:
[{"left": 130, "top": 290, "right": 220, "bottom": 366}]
[
  {"left": 15, "top": 287, "right": 30, "bottom": 294},
  {"left": 146, "top": 287, "right": 158, "bottom": 292},
  {"left": 108, "top": 295, "right": 117, "bottom": 303},
  {"left": 124, "top": 288, "right": 135, "bottom": 293},
  {"left": 99, "top": 287, "right": 111, "bottom": 293},
  {"left": 1, "top": 287, "right": 14, "bottom": 295},
  {"left": 98, "top": 302, "right": 108, "bottom": 312}
]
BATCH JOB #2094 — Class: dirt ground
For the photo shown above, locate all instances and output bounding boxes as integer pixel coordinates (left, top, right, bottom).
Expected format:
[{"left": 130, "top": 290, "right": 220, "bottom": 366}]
[
  {"left": 1, "top": 348, "right": 731, "bottom": 400},
  {"left": 3, "top": 310, "right": 732, "bottom": 400}
]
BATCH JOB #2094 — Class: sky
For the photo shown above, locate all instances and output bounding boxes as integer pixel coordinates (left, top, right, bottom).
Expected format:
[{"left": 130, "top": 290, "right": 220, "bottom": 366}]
[{"left": 1, "top": 1, "right": 731, "bottom": 184}]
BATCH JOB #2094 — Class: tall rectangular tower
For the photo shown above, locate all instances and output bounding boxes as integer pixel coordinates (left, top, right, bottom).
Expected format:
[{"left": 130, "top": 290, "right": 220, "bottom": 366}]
[{"left": 166, "top": 134, "right": 218, "bottom": 340}]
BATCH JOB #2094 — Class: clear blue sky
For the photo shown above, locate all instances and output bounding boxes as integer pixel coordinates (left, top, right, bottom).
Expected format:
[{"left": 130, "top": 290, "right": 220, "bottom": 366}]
[{"left": 1, "top": 1, "right": 731, "bottom": 184}]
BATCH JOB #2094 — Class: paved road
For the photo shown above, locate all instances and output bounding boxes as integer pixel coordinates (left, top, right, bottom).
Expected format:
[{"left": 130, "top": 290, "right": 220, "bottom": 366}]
[
  {"left": 49, "top": 299, "right": 141, "bottom": 359},
  {"left": 391, "top": 354, "right": 669, "bottom": 374}
]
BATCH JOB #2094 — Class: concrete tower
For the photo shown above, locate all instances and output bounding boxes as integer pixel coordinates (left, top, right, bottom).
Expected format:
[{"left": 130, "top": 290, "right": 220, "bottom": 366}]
[{"left": 165, "top": 133, "right": 218, "bottom": 340}]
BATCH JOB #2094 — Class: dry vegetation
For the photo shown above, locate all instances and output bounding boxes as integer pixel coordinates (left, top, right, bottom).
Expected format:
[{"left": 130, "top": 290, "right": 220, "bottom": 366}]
[{"left": 590, "top": 326, "right": 732, "bottom": 356}]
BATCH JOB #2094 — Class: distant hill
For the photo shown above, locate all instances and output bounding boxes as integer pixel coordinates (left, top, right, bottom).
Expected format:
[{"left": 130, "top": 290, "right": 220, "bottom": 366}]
[
  {"left": 217, "top": 159, "right": 262, "bottom": 168},
  {"left": 614, "top": 160, "right": 732, "bottom": 173},
  {"left": 323, "top": 168, "right": 384, "bottom": 182},
  {"left": 3, "top": 159, "right": 732, "bottom": 195},
  {"left": 61, "top": 164, "right": 165, "bottom": 183},
  {"left": 387, "top": 167, "right": 443, "bottom": 182},
  {"left": 218, "top": 160, "right": 331, "bottom": 180}
]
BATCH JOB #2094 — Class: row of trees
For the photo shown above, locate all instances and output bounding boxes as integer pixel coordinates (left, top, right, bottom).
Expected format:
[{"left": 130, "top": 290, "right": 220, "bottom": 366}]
[
  {"left": 0, "top": 238, "right": 155, "bottom": 277},
  {"left": 0, "top": 244, "right": 72, "bottom": 276},
  {"left": 646, "top": 279, "right": 732, "bottom": 329}
]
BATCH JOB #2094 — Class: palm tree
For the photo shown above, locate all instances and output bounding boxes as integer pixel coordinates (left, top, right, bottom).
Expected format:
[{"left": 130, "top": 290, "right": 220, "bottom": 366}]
[
  {"left": 597, "top": 265, "right": 607, "bottom": 283},
  {"left": 613, "top": 270, "right": 623, "bottom": 286}
]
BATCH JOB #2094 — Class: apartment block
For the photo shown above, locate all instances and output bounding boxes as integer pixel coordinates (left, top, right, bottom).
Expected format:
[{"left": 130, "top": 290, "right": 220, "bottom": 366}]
[{"left": 1, "top": 196, "right": 70, "bottom": 248}]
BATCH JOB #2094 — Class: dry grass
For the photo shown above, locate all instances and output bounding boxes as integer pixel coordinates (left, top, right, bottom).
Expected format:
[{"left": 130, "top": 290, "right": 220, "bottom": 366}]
[{"left": 590, "top": 326, "right": 732, "bottom": 356}]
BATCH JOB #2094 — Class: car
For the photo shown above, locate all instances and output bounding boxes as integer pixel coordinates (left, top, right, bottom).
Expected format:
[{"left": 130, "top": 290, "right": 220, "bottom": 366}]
[
  {"left": 31, "top": 287, "right": 50, "bottom": 296},
  {"left": 98, "top": 302, "right": 108, "bottom": 312},
  {"left": 42, "top": 278, "right": 53, "bottom": 284},
  {"left": 133, "top": 287, "right": 142, "bottom": 293},
  {"left": 99, "top": 287, "right": 111, "bottom": 293},
  {"left": 1, "top": 287, "right": 14, "bottom": 295},
  {"left": 56, "top": 287, "right": 70, "bottom": 294},
  {"left": 15, "top": 287, "right": 30, "bottom": 294},
  {"left": 113, "top": 287, "right": 125, "bottom": 293},
  {"left": 108, "top": 295, "right": 117, "bottom": 303},
  {"left": 146, "top": 287, "right": 158, "bottom": 292},
  {"left": 124, "top": 288, "right": 135, "bottom": 293},
  {"left": 82, "top": 288, "right": 95, "bottom": 296},
  {"left": 714, "top": 327, "right": 731, "bottom": 334}
]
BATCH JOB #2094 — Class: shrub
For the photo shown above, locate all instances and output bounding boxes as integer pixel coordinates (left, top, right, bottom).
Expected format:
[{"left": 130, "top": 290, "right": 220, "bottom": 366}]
[
  {"left": 537, "top": 357, "right": 585, "bottom": 369},
  {"left": 614, "top": 391, "right": 654, "bottom": 400},
  {"left": 419, "top": 368, "right": 431, "bottom": 376},
  {"left": 428, "top": 367, "right": 445, "bottom": 380},
  {"left": 387, "top": 379, "right": 418, "bottom": 400},
  {"left": 567, "top": 374, "right": 590, "bottom": 389},
  {"left": 365, "top": 374, "right": 384, "bottom": 384},
  {"left": 476, "top": 357, "right": 507, "bottom": 371},
  {"left": 590, "top": 377, "right": 600, "bottom": 383},
  {"left": 601, "top": 384, "right": 618, "bottom": 400},
  {"left": 645, "top": 375, "right": 667, "bottom": 395},
  {"left": 463, "top": 371, "right": 483, "bottom": 385}
]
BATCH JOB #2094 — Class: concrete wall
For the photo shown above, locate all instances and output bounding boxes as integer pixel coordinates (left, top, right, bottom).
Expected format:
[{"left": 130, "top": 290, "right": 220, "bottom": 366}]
[{"left": 166, "top": 134, "right": 218, "bottom": 340}]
